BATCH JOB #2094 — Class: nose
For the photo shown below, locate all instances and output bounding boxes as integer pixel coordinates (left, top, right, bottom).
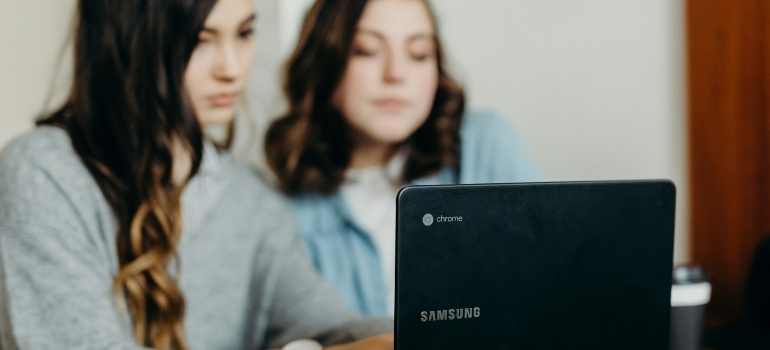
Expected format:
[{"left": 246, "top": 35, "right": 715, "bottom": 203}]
[
  {"left": 383, "top": 50, "right": 406, "bottom": 84},
  {"left": 213, "top": 42, "right": 243, "bottom": 81}
]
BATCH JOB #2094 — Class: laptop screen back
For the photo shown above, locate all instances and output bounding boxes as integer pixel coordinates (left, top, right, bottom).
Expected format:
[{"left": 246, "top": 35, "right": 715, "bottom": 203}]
[{"left": 395, "top": 181, "right": 675, "bottom": 350}]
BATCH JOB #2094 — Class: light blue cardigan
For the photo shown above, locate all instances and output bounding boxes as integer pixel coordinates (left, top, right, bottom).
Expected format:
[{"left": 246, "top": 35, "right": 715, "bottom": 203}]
[{"left": 289, "top": 111, "right": 542, "bottom": 317}]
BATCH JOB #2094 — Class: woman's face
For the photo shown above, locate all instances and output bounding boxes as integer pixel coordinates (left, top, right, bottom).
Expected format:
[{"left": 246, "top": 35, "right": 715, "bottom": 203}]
[
  {"left": 185, "top": 0, "right": 256, "bottom": 125},
  {"left": 336, "top": 0, "right": 439, "bottom": 148}
]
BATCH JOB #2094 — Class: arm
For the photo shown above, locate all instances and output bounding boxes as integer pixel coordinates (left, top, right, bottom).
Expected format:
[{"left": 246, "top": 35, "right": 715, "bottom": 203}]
[
  {"left": 259, "top": 209, "right": 393, "bottom": 349},
  {"left": 0, "top": 144, "right": 147, "bottom": 350},
  {"left": 325, "top": 334, "right": 393, "bottom": 350},
  {"left": 275, "top": 333, "right": 393, "bottom": 350}
]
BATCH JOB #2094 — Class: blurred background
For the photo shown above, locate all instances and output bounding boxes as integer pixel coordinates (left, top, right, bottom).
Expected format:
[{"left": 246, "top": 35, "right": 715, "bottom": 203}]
[{"left": 0, "top": 0, "right": 766, "bottom": 336}]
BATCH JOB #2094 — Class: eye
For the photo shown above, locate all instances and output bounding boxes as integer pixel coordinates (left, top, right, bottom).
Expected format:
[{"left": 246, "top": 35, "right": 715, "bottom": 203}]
[
  {"left": 239, "top": 27, "right": 254, "bottom": 39},
  {"left": 411, "top": 52, "right": 430, "bottom": 61},
  {"left": 196, "top": 37, "right": 212, "bottom": 49},
  {"left": 408, "top": 38, "right": 436, "bottom": 62},
  {"left": 353, "top": 47, "right": 378, "bottom": 57},
  {"left": 351, "top": 35, "right": 380, "bottom": 57}
]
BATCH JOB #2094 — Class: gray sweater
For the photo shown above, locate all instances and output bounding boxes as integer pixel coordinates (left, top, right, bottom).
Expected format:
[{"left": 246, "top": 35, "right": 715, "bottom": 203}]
[{"left": 0, "top": 127, "right": 391, "bottom": 350}]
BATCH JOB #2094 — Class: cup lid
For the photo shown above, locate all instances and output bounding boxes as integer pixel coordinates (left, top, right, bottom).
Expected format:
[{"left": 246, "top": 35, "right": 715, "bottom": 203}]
[{"left": 673, "top": 265, "right": 709, "bottom": 284}]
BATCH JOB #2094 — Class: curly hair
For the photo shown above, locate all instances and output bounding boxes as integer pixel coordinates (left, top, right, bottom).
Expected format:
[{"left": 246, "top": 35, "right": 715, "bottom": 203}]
[
  {"left": 38, "top": 0, "right": 218, "bottom": 348},
  {"left": 264, "top": 0, "right": 466, "bottom": 195}
]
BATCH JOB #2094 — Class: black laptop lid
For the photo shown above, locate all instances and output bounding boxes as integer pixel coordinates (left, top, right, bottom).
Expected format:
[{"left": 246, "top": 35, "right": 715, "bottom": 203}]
[{"left": 395, "top": 180, "right": 675, "bottom": 350}]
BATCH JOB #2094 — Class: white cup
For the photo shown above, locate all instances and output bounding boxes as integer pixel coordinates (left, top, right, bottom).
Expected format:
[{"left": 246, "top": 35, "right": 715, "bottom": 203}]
[{"left": 670, "top": 266, "right": 711, "bottom": 350}]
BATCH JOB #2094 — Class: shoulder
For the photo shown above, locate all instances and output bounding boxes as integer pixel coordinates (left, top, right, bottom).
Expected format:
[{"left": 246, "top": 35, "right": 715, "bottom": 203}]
[
  {"left": 458, "top": 110, "right": 543, "bottom": 183},
  {"left": 0, "top": 126, "right": 95, "bottom": 191},
  {"left": 0, "top": 126, "right": 81, "bottom": 173},
  {"left": 458, "top": 109, "right": 526, "bottom": 158},
  {"left": 258, "top": 190, "right": 346, "bottom": 242},
  {"left": 283, "top": 193, "right": 344, "bottom": 244},
  {"left": 226, "top": 164, "right": 309, "bottom": 244},
  {"left": 219, "top": 165, "right": 321, "bottom": 266},
  {"left": 460, "top": 110, "right": 519, "bottom": 141},
  {"left": 228, "top": 164, "right": 294, "bottom": 217},
  {"left": 0, "top": 126, "right": 101, "bottom": 226}
]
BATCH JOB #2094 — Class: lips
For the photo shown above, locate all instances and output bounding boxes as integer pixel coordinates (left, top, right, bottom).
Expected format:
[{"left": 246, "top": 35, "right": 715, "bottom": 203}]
[
  {"left": 208, "top": 93, "right": 239, "bottom": 107},
  {"left": 374, "top": 98, "right": 409, "bottom": 111}
]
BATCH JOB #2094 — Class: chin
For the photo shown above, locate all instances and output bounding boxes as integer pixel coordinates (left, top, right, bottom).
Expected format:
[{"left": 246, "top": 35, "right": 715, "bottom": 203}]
[
  {"left": 198, "top": 108, "right": 235, "bottom": 125},
  {"left": 369, "top": 129, "right": 417, "bottom": 145},
  {"left": 372, "top": 121, "right": 424, "bottom": 144}
]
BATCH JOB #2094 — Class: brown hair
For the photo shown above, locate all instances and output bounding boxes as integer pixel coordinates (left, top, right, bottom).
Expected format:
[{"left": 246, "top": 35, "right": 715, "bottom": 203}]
[
  {"left": 264, "top": 0, "right": 466, "bottom": 195},
  {"left": 37, "top": 0, "right": 218, "bottom": 348}
]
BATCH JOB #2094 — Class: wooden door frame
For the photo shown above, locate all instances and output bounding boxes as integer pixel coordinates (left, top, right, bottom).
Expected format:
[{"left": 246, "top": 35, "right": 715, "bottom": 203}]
[{"left": 687, "top": 0, "right": 770, "bottom": 327}]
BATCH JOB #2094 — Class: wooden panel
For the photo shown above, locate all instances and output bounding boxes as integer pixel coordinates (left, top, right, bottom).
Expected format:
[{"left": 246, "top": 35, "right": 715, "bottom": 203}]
[
  {"left": 687, "top": 0, "right": 770, "bottom": 327},
  {"left": 762, "top": 0, "right": 770, "bottom": 242}
]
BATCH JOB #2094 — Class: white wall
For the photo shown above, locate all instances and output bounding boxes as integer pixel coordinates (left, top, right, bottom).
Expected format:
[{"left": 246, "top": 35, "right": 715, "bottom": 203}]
[
  {"left": 0, "top": 0, "right": 75, "bottom": 150},
  {"left": 432, "top": 1, "right": 689, "bottom": 262},
  {"left": 0, "top": 0, "right": 689, "bottom": 262}
]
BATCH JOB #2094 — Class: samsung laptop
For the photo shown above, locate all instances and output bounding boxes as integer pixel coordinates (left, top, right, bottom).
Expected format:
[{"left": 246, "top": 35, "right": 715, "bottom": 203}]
[{"left": 395, "top": 180, "right": 675, "bottom": 350}]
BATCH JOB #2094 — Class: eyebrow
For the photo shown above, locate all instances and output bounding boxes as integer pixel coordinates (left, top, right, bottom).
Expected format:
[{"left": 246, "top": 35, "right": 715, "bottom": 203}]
[
  {"left": 357, "top": 28, "right": 435, "bottom": 42},
  {"left": 201, "top": 13, "right": 257, "bottom": 35}
]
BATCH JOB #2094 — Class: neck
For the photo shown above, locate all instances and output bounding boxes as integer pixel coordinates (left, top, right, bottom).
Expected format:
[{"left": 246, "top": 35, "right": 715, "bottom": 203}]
[
  {"left": 172, "top": 137, "right": 193, "bottom": 185},
  {"left": 348, "top": 141, "right": 398, "bottom": 170}
]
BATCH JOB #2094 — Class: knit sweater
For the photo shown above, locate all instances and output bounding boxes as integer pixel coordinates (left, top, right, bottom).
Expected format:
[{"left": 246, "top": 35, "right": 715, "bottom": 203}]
[{"left": 0, "top": 126, "right": 391, "bottom": 350}]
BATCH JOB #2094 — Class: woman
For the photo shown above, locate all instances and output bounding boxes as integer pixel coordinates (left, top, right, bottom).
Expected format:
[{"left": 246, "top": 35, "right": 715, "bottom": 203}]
[
  {"left": 0, "top": 0, "right": 392, "bottom": 349},
  {"left": 265, "top": 0, "right": 541, "bottom": 317}
]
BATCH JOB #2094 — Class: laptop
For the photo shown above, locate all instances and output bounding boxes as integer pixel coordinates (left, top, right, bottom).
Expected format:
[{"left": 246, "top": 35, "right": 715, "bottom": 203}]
[{"left": 395, "top": 180, "right": 675, "bottom": 350}]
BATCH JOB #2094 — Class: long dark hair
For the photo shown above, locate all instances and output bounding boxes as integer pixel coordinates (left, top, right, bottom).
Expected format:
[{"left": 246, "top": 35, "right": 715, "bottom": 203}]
[
  {"left": 38, "top": 0, "right": 217, "bottom": 348},
  {"left": 264, "top": 0, "right": 466, "bottom": 195}
]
